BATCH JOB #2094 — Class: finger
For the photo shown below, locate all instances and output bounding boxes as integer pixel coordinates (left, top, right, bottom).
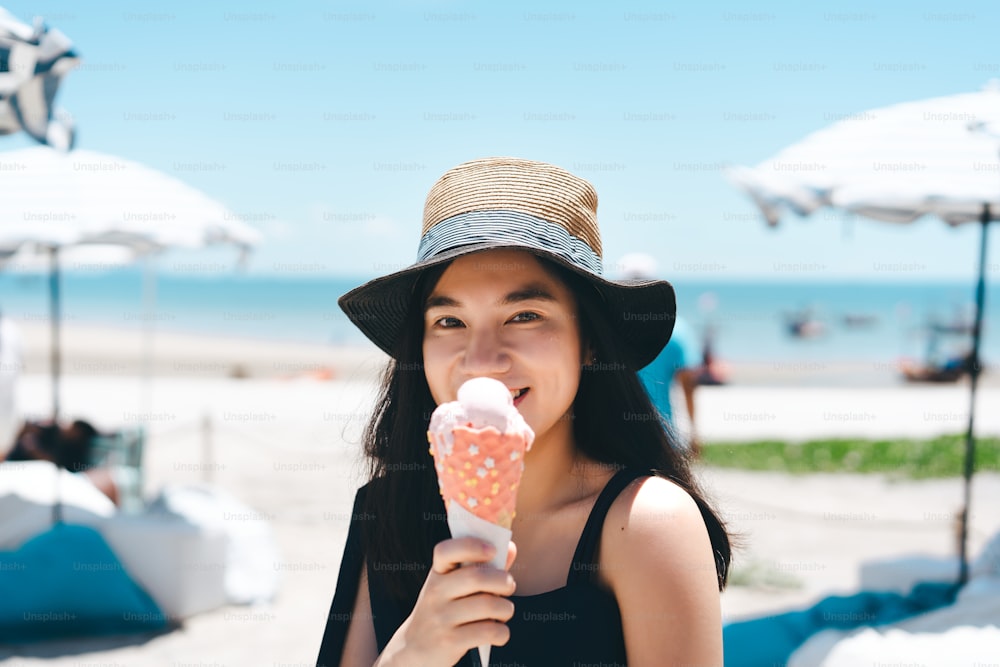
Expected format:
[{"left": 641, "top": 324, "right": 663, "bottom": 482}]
[
  {"left": 504, "top": 541, "right": 517, "bottom": 572},
  {"left": 442, "top": 592, "right": 516, "bottom": 627},
  {"left": 432, "top": 537, "right": 497, "bottom": 574},
  {"left": 435, "top": 564, "right": 517, "bottom": 601},
  {"left": 451, "top": 619, "right": 512, "bottom": 650}
]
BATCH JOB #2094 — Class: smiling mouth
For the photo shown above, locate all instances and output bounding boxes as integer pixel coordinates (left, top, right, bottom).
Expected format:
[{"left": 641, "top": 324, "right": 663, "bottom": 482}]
[{"left": 511, "top": 387, "right": 529, "bottom": 406}]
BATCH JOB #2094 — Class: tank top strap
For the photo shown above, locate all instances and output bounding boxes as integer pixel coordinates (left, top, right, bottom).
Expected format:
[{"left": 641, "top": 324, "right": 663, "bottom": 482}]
[{"left": 567, "top": 466, "right": 652, "bottom": 585}]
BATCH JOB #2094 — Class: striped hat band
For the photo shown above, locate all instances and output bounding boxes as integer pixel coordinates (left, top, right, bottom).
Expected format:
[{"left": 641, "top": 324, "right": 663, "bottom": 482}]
[{"left": 419, "top": 157, "right": 603, "bottom": 273}]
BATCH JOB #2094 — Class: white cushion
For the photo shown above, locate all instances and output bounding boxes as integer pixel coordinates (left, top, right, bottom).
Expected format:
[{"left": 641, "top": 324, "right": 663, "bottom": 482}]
[{"left": 0, "top": 460, "right": 115, "bottom": 550}]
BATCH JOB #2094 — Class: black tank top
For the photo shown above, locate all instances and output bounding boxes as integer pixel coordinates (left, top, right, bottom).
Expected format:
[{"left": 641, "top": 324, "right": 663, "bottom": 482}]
[{"left": 317, "top": 467, "right": 650, "bottom": 667}]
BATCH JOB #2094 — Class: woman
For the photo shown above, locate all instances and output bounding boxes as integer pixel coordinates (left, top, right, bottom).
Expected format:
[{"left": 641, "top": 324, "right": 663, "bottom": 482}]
[{"left": 318, "top": 157, "right": 731, "bottom": 666}]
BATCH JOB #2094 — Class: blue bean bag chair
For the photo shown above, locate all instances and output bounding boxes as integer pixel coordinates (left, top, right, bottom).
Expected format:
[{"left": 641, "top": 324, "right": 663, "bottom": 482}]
[
  {"left": 723, "top": 581, "right": 959, "bottom": 667},
  {"left": 0, "top": 523, "right": 168, "bottom": 642}
]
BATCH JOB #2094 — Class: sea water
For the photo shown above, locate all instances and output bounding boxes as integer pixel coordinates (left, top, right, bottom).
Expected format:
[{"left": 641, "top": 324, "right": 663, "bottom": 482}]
[{"left": 0, "top": 269, "right": 995, "bottom": 365}]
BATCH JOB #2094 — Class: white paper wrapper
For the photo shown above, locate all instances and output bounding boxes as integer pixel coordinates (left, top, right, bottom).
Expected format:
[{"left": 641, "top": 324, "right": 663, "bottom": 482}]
[{"left": 445, "top": 501, "right": 511, "bottom": 667}]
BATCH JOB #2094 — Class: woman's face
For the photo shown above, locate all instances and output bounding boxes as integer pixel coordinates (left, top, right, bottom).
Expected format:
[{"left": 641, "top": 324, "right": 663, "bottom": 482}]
[{"left": 422, "top": 249, "right": 585, "bottom": 445}]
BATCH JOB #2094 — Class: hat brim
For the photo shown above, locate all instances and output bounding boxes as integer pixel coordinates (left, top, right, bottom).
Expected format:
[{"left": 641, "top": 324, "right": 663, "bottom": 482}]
[{"left": 338, "top": 243, "right": 676, "bottom": 370}]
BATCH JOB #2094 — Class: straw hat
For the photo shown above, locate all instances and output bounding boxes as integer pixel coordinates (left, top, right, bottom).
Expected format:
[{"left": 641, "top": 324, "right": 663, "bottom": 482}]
[{"left": 338, "top": 157, "right": 676, "bottom": 369}]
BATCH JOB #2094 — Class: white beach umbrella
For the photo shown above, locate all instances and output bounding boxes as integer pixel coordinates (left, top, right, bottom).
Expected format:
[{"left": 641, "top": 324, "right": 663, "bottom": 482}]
[
  {"left": 0, "top": 147, "right": 262, "bottom": 419},
  {"left": 728, "top": 81, "right": 1000, "bottom": 225},
  {"left": 0, "top": 147, "right": 260, "bottom": 254},
  {"left": 726, "top": 81, "right": 1000, "bottom": 584}
]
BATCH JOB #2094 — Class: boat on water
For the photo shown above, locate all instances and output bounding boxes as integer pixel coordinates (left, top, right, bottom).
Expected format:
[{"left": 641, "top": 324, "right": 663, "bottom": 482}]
[
  {"left": 899, "top": 315, "right": 979, "bottom": 383},
  {"left": 899, "top": 353, "right": 974, "bottom": 383},
  {"left": 841, "top": 312, "right": 879, "bottom": 328},
  {"left": 928, "top": 320, "right": 976, "bottom": 336},
  {"left": 783, "top": 309, "right": 826, "bottom": 338}
]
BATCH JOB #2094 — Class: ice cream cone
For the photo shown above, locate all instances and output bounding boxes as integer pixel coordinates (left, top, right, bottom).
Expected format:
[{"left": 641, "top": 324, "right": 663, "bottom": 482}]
[
  {"left": 444, "top": 504, "right": 508, "bottom": 667},
  {"left": 427, "top": 378, "right": 534, "bottom": 667}
]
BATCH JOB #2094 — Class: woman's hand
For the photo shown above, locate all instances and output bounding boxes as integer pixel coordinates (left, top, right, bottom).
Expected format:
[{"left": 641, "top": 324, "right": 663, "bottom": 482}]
[{"left": 376, "top": 537, "right": 517, "bottom": 667}]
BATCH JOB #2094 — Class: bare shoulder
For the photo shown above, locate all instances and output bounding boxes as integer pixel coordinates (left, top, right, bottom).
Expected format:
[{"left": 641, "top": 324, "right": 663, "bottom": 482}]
[
  {"left": 599, "top": 474, "right": 723, "bottom": 665},
  {"left": 604, "top": 473, "right": 706, "bottom": 542},
  {"left": 599, "top": 474, "right": 718, "bottom": 602}
]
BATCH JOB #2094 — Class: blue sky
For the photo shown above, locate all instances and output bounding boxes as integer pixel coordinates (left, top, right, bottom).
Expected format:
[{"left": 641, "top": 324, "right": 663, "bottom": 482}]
[{"left": 4, "top": 0, "right": 1000, "bottom": 281}]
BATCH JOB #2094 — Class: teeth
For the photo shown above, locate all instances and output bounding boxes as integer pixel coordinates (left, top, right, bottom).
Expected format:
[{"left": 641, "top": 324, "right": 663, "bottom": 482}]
[{"left": 510, "top": 388, "right": 526, "bottom": 399}]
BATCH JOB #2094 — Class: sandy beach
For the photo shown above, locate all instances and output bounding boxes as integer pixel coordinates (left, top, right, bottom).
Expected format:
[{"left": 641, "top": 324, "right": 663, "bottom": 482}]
[{"left": 1, "top": 324, "right": 998, "bottom": 665}]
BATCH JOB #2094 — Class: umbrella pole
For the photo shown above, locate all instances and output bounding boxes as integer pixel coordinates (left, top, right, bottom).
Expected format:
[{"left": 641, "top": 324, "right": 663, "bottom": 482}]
[
  {"left": 49, "top": 246, "right": 61, "bottom": 421},
  {"left": 141, "top": 255, "right": 156, "bottom": 422},
  {"left": 958, "top": 205, "right": 991, "bottom": 585},
  {"left": 49, "top": 245, "right": 63, "bottom": 526}
]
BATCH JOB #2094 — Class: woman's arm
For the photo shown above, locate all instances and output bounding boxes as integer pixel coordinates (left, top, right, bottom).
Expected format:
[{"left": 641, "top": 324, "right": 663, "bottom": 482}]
[
  {"left": 340, "top": 563, "right": 380, "bottom": 666},
  {"left": 603, "top": 476, "right": 723, "bottom": 667}
]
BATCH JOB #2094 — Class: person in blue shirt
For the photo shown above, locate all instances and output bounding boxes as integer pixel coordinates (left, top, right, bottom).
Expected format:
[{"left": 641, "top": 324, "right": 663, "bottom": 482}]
[{"left": 619, "top": 254, "right": 702, "bottom": 456}]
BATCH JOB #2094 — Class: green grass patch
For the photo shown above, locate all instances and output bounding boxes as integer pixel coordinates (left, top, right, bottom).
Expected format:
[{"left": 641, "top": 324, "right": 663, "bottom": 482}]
[
  {"left": 727, "top": 558, "right": 804, "bottom": 590},
  {"left": 700, "top": 434, "right": 1000, "bottom": 479}
]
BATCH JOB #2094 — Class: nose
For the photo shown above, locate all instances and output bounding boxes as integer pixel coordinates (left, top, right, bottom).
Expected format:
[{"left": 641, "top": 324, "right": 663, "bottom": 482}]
[{"left": 460, "top": 326, "right": 511, "bottom": 377}]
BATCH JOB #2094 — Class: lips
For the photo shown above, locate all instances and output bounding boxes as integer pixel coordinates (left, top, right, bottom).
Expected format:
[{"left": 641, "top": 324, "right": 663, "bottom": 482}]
[{"left": 511, "top": 387, "right": 529, "bottom": 407}]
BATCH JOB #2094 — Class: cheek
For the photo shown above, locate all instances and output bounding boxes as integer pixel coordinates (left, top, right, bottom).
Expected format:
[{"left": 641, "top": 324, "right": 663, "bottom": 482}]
[
  {"left": 544, "top": 322, "right": 582, "bottom": 362},
  {"left": 532, "top": 328, "right": 582, "bottom": 392},
  {"left": 421, "top": 339, "right": 454, "bottom": 403},
  {"left": 423, "top": 336, "right": 460, "bottom": 366}
]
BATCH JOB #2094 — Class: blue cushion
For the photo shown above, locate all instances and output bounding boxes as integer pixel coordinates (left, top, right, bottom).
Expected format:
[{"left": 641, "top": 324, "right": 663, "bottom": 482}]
[
  {"left": 723, "top": 582, "right": 958, "bottom": 667},
  {"left": 0, "top": 523, "right": 167, "bottom": 642}
]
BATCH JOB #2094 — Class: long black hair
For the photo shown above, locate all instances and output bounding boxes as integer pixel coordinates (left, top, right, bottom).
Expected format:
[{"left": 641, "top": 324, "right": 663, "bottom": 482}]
[{"left": 358, "top": 255, "right": 731, "bottom": 612}]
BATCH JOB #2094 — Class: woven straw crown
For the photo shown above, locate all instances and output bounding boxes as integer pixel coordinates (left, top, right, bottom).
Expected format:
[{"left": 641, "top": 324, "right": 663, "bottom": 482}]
[{"left": 422, "top": 157, "right": 602, "bottom": 257}]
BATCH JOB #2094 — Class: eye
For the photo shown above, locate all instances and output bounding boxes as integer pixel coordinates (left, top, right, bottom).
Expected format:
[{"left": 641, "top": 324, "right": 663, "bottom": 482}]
[
  {"left": 433, "top": 316, "right": 464, "bottom": 329},
  {"left": 510, "top": 311, "right": 541, "bottom": 323}
]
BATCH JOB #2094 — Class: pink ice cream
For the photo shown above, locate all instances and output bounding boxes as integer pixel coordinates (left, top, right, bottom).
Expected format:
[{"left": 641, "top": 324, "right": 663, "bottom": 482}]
[{"left": 427, "top": 377, "right": 535, "bottom": 529}]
